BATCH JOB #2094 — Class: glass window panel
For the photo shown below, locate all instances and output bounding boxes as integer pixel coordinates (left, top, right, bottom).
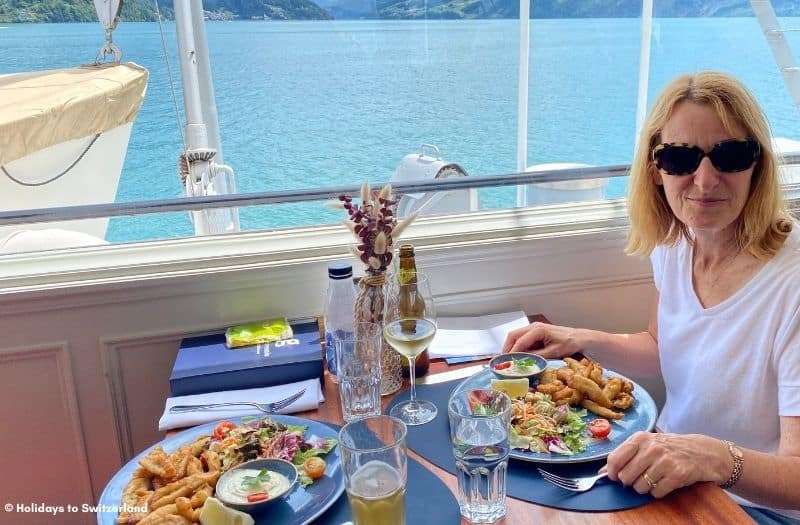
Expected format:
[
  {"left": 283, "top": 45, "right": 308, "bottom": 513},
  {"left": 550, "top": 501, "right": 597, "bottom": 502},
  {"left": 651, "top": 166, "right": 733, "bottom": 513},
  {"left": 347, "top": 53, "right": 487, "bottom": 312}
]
[
  {"left": 2, "top": 6, "right": 799, "bottom": 252},
  {"left": 646, "top": 14, "right": 800, "bottom": 155}
]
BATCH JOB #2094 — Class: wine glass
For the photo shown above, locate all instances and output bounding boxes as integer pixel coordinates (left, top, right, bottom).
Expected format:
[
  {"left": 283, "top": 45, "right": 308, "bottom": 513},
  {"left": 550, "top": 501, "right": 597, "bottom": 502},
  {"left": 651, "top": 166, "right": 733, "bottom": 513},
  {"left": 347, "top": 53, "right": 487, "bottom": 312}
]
[{"left": 384, "top": 272, "right": 438, "bottom": 425}]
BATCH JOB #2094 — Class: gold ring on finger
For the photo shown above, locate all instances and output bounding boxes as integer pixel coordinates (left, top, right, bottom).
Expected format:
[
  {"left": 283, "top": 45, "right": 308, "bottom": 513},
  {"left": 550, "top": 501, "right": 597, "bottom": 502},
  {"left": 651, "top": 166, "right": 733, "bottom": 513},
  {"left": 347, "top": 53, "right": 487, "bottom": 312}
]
[{"left": 642, "top": 471, "right": 657, "bottom": 490}]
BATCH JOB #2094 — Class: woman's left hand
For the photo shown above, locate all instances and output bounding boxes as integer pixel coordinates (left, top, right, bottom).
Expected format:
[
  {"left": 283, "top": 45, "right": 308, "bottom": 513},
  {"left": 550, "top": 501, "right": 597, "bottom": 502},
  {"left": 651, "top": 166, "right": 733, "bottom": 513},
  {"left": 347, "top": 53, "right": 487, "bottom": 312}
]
[{"left": 602, "top": 431, "right": 731, "bottom": 498}]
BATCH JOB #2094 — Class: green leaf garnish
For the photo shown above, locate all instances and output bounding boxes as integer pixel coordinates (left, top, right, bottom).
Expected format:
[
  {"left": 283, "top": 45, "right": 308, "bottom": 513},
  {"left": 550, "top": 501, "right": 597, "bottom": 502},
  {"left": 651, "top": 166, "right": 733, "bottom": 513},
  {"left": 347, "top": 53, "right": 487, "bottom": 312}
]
[
  {"left": 241, "top": 469, "right": 271, "bottom": 487},
  {"left": 472, "top": 404, "right": 499, "bottom": 416},
  {"left": 514, "top": 357, "right": 535, "bottom": 368}
]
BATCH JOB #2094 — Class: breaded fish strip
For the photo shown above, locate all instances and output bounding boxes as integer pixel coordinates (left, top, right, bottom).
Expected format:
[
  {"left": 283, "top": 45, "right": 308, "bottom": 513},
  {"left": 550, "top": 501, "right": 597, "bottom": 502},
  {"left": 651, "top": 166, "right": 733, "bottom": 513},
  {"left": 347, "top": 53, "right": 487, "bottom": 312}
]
[
  {"left": 149, "top": 472, "right": 218, "bottom": 510},
  {"left": 539, "top": 368, "right": 558, "bottom": 385},
  {"left": 175, "top": 496, "right": 201, "bottom": 523},
  {"left": 185, "top": 456, "right": 203, "bottom": 476},
  {"left": 184, "top": 436, "right": 210, "bottom": 458},
  {"left": 569, "top": 375, "right": 614, "bottom": 408},
  {"left": 564, "top": 357, "right": 584, "bottom": 374},
  {"left": 139, "top": 447, "right": 176, "bottom": 479},
  {"left": 555, "top": 367, "right": 574, "bottom": 384},
  {"left": 149, "top": 516, "right": 190, "bottom": 525},
  {"left": 581, "top": 399, "right": 624, "bottom": 420},
  {"left": 555, "top": 389, "right": 583, "bottom": 407},
  {"left": 536, "top": 380, "right": 564, "bottom": 395},
  {"left": 551, "top": 386, "right": 575, "bottom": 402},
  {"left": 602, "top": 377, "right": 623, "bottom": 401},
  {"left": 116, "top": 476, "right": 150, "bottom": 524},
  {"left": 613, "top": 392, "right": 635, "bottom": 410},
  {"left": 189, "top": 484, "right": 213, "bottom": 509},
  {"left": 137, "top": 504, "right": 179, "bottom": 525},
  {"left": 588, "top": 364, "right": 604, "bottom": 386},
  {"left": 201, "top": 449, "right": 222, "bottom": 473}
]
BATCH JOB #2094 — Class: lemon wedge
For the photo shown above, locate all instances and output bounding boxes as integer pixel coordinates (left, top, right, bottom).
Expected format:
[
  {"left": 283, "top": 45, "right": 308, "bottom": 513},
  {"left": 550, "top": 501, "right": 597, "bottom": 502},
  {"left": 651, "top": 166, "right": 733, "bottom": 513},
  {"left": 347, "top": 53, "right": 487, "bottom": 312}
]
[
  {"left": 491, "top": 378, "right": 530, "bottom": 399},
  {"left": 199, "top": 497, "right": 254, "bottom": 525}
]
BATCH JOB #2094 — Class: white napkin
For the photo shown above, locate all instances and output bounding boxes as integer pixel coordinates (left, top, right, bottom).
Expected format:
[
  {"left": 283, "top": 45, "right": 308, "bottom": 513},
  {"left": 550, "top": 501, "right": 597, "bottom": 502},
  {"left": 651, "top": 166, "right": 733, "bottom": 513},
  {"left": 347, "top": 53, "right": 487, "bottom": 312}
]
[
  {"left": 428, "top": 311, "right": 530, "bottom": 359},
  {"left": 158, "top": 378, "right": 324, "bottom": 431}
]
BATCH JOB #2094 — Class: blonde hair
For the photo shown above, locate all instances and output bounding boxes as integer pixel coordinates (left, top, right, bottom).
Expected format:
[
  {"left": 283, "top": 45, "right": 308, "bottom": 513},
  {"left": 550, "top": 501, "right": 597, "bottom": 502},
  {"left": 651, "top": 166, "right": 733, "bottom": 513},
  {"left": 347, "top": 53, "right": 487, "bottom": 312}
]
[{"left": 625, "top": 71, "right": 790, "bottom": 259}]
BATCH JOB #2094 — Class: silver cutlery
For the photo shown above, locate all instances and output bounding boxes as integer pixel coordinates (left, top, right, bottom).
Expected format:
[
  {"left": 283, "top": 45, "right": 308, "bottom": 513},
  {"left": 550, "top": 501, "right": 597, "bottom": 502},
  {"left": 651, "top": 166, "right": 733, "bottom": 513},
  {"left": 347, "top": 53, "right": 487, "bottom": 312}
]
[
  {"left": 537, "top": 468, "right": 608, "bottom": 492},
  {"left": 169, "top": 388, "right": 305, "bottom": 414}
]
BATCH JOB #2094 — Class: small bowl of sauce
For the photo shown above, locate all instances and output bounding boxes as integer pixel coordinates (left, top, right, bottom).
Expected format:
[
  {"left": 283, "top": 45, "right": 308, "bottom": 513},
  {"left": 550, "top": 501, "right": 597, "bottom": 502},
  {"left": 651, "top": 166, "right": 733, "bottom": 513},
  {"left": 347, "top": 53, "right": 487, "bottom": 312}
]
[
  {"left": 489, "top": 352, "right": 546, "bottom": 380},
  {"left": 215, "top": 458, "right": 298, "bottom": 512}
]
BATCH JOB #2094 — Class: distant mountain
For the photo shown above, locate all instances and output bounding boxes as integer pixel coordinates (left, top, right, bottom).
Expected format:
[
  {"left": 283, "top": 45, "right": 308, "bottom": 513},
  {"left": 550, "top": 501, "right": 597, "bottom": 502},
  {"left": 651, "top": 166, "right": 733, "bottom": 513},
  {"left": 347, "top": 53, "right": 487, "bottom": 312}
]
[
  {"left": 0, "top": 0, "right": 157, "bottom": 22},
  {"left": 199, "top": 0, "right": 332, "bottom": 20},
  {"left": 0, "top": 0, "right": 798, "bottom": 23},
  {"left": 0, "top": 0, "right": 331, "bottom": 23},
  {"left": 317, "top": 0, "right": 800, "bottom": 19}
]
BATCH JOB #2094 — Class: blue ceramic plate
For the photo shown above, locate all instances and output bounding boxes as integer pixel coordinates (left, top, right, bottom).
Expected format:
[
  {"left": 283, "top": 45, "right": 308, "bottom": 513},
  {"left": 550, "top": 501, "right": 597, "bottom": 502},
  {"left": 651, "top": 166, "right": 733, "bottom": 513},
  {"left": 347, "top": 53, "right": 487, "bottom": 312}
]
[
  {"left": 96, "top": 415, "right": 344, "bottom": 525},
  {"left": 452, "top": 360, "right": 658, "bottom": 464}
]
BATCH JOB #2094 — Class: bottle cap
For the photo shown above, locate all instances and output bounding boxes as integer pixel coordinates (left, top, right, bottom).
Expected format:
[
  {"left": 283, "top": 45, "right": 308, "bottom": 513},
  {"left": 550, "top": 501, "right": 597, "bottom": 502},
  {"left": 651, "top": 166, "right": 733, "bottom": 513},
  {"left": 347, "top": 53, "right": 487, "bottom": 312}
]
[{"left": 328, "top": 261, "right": 353, "bottom": 279}]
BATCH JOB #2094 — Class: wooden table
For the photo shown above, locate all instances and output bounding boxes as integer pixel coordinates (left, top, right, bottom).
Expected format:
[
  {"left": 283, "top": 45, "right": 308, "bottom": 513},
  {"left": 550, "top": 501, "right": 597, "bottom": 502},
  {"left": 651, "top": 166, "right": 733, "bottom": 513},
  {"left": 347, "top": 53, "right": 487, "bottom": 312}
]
[
  {"left": 299, "top": 314, "right": 754, "bottom": 525},
  {"left": 170, "top": 315, "right": 753, "bottom": 524}
]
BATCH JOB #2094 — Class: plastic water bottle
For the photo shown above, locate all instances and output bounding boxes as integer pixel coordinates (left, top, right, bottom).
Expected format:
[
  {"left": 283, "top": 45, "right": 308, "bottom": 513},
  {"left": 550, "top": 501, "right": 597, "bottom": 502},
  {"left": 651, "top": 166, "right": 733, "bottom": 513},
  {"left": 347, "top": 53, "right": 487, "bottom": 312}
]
[{"left": 324, "top": 261, "right": 357, "bottom": 383}]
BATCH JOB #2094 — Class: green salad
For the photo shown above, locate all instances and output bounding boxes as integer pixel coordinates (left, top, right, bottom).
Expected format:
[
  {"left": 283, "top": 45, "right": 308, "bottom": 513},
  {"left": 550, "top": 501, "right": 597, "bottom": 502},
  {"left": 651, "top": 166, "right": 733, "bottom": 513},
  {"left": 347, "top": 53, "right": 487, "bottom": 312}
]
[{"left": 508, "top": 392, "right": 588, "bottom": 455}]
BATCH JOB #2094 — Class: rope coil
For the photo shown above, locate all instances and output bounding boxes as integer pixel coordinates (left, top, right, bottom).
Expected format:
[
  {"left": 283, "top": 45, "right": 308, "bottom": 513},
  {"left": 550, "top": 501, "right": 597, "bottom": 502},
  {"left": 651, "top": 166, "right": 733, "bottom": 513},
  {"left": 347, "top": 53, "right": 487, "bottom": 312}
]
[{"left": 178, "top": 149, "right": 216, "bottom": 184}]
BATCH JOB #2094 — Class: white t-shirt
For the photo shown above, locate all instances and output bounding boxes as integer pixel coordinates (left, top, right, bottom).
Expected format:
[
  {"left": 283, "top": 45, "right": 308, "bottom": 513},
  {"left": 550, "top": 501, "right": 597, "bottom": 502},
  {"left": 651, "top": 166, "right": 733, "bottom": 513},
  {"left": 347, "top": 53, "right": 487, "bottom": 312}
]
[{"left": 651, "top": 226, "right": 800, "bottom": 519}]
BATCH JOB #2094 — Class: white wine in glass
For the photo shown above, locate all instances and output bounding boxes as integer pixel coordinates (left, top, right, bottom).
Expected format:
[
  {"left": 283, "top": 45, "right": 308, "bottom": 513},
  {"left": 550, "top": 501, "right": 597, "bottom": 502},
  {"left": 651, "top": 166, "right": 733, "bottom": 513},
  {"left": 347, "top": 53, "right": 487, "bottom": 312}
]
[
  {"left": 384, "top": 273, "right": 438, "bottom": 425},
  {"left": 383, "top": 318, "right": 436, "bottom": 360}
]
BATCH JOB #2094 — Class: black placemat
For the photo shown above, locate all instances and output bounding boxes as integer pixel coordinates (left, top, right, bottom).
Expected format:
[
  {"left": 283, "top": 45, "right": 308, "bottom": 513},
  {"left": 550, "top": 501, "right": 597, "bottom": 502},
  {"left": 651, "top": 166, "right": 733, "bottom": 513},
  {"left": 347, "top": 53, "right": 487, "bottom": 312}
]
[
  {"left": 315, "top": 423, "right": 461, "bottom": 524},
  {"left": 386, "top": 380, "right": 654, "bottom": 512}
]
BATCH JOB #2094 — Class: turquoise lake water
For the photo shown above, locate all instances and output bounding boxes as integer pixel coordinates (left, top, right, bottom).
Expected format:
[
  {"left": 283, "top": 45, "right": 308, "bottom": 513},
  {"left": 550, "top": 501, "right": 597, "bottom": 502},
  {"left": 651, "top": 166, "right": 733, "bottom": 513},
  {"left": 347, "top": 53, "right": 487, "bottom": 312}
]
[{"left": 1, "top": 18, "right": 799, "bottom": 242}]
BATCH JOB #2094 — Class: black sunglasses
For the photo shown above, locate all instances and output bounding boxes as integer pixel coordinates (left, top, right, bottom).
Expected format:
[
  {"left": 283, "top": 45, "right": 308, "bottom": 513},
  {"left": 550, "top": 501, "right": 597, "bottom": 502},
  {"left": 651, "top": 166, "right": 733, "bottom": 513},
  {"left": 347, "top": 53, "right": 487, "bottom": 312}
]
[{"left": 652, "top": 138, "right": 760, "bottom": 176}]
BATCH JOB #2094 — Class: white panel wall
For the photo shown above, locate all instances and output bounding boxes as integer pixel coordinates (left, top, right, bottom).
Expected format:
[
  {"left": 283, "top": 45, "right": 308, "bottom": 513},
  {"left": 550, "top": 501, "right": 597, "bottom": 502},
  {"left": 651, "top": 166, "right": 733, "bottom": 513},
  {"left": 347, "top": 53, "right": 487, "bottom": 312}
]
[{"left": 0, "top": 344, "right": 93, "bottom": 525}]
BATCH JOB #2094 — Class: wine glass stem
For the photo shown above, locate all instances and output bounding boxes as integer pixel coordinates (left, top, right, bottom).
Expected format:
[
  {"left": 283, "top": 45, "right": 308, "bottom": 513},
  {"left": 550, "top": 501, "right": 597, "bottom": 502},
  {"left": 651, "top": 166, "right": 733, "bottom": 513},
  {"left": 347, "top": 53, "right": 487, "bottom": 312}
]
[{"left": 408, "top": 355, "right": 417, "bottom": 406}]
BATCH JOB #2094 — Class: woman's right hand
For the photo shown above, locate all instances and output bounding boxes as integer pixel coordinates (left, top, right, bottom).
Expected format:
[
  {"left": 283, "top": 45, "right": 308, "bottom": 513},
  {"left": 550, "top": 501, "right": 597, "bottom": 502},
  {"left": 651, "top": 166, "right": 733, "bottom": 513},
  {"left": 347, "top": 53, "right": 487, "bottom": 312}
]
[{"left": 501, "top": 322, "right": 586, "bottom": 358}]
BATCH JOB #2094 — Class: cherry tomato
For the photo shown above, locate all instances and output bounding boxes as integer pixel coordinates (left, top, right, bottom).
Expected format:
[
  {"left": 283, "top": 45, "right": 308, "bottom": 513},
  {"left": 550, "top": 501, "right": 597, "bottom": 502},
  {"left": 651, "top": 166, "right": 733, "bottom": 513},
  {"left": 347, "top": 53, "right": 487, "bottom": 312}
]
[
  {"left": 213, "top": 420, "right": 237, "bottom": 440},
  {"left": 588, "top": 418, "right": 611, "bottom": 439},
  {"left": 246, "top": 492, "right": 269, "bottom": 502},
  {"left": 303, "top": 457, "right": 327, "bottom": 479},
  {"left": 493, "top": 361, "right": 512, "bottom": 370}
]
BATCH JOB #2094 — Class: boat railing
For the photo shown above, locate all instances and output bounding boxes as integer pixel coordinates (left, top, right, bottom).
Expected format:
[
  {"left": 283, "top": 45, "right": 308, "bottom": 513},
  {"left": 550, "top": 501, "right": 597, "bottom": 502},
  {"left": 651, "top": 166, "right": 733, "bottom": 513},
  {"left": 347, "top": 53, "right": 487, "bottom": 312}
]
[{"left": 0, "top": 155, "right": 799, "bottom": 228}]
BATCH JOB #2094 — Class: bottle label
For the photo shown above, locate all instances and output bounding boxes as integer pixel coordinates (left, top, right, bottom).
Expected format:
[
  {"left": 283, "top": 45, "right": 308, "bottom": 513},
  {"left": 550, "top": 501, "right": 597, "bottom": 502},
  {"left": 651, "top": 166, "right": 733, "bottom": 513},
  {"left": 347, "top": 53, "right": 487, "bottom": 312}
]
[
  {"left": 325, "top": 329, "right": 355, "bottom": 377},
  {"left": 325, "top": 331, "right": 337, "bottom": 376},
  {"left": 398, "top": 267, "right": 416, "bottom": 285}
]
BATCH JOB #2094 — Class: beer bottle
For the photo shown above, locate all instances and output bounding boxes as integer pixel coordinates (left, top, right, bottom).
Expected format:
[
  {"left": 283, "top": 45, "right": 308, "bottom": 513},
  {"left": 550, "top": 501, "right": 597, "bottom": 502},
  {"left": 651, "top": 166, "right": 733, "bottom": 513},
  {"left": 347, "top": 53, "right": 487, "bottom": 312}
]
[{"left": 398, "top": 244, "right": 430, "bottom": 377}]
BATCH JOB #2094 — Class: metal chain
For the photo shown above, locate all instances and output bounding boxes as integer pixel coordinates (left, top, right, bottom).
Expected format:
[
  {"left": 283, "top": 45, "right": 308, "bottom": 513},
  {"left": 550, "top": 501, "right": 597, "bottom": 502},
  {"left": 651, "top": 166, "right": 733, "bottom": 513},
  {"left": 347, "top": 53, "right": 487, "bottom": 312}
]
[{"left": 1, "top": 134, "right": 101, "bottom": 187}]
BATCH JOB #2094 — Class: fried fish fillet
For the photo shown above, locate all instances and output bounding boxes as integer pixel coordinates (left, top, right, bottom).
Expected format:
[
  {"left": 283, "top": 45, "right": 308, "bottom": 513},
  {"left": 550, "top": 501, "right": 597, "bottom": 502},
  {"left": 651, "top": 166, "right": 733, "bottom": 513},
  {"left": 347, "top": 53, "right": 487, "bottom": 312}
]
[
  {"left": 569, "top": 375, "right": 614, "bottom": 409},
  {"left": 581, "top": 399, "right": 624, "bottom": 420}
]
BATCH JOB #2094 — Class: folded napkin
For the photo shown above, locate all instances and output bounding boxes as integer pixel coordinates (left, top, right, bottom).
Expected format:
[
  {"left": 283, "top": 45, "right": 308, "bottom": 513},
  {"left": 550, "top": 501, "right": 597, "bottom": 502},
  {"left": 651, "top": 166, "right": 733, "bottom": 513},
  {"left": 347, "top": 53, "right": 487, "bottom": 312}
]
[{"left": 158, "top": 378, "right": 324, "bottom": 431}]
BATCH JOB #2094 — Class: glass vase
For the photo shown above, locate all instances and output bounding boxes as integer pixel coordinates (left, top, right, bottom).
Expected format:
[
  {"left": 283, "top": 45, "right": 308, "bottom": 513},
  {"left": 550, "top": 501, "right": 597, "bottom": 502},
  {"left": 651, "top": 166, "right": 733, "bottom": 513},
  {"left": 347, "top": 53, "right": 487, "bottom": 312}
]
[{"left": 355, "top": 272, "right": 403, "bottom": 396}]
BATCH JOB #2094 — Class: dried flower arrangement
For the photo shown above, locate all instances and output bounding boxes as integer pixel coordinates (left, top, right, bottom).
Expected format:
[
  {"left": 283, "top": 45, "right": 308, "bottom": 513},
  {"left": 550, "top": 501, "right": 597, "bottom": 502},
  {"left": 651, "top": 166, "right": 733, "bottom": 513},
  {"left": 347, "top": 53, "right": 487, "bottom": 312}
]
[
  {"left": 338, "top": 182, "right": 416, "bottom": 276},
  {"left": 338, "top": 181, "right": 416, "bottom": 395}
]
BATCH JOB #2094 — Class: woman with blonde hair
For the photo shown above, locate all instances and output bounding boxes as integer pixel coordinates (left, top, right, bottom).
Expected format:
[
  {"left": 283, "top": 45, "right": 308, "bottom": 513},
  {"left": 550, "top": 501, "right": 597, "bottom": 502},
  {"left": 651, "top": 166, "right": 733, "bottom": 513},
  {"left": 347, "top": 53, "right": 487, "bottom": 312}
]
[{"left": 504, "top": 71, "right": 800, "bottom": 524}]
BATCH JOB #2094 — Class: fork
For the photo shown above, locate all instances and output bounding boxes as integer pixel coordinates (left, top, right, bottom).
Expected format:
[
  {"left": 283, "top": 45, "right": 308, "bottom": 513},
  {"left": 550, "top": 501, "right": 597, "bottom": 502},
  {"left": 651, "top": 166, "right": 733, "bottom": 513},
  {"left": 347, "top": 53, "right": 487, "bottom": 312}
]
[
  {"left": 537, "top": 468, "right": 608, "bottom": 492},
  {"left": 169, "top": 388, "right": 305, "bottom": 414}
]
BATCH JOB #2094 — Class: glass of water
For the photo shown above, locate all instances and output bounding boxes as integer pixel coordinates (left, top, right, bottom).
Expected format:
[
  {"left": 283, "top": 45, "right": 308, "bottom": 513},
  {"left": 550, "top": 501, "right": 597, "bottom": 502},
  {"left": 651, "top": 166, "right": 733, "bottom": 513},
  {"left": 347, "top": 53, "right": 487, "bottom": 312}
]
[
  {"left": 339, "top": 415, "right": 408, "bottom": 525},
  {"left": 448, "top": 389, "right": 512, "bottom": 523},
  {"left": 333, "top": 322, "right": 383, "bottom": 422}
]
